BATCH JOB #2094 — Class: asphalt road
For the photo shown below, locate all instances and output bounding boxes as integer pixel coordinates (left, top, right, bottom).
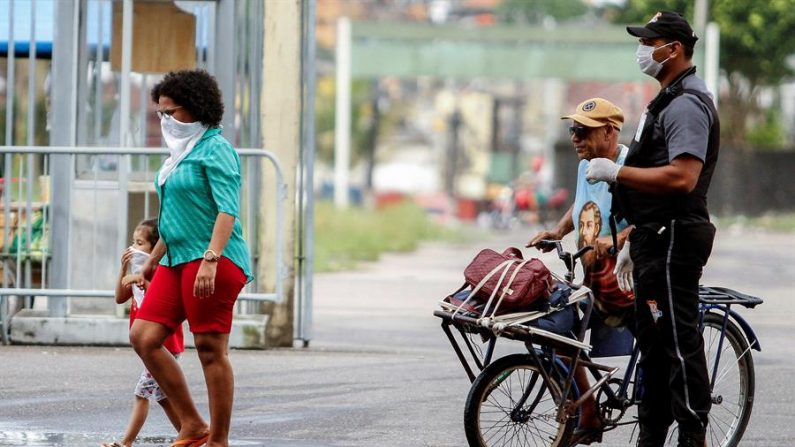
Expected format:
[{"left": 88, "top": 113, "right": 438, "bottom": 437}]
[{"left": 0, "top": 225, "right": 792, "bottom": 446}]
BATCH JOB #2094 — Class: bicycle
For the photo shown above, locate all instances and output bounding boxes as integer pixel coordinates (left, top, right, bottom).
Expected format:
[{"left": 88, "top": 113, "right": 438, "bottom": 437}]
[{"left": 434, "top": 240, "right": 762, "bottom": 447}]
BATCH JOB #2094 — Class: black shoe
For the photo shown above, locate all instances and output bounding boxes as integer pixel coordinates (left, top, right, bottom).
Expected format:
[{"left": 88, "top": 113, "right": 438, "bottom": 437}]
[
  {"left": 677, "top": 430, "right": 706, "bottom": 447},
  {"left": 570, "top": 427, "right": 603, "bottom": 445},
  {"left": 636, "top": 425, "right": 668, "bottom": 447}
]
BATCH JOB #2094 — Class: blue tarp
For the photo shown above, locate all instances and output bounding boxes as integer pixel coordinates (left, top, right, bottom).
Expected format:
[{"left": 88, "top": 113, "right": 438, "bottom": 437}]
[
  {"left": 0, "top": 41, "right": 53, "bottom": 59},
  {"left": 0, "top": 42, "right": 115, "bottom": 60}
]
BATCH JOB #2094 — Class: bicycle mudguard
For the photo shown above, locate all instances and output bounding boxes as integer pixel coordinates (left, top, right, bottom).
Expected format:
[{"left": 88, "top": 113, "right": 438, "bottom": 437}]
[
  {"left": 704, "top": 309, "right": 762, "bottom": 352},
  {"left": 727, "top": 309, "right": 762, "bottom": 352}
]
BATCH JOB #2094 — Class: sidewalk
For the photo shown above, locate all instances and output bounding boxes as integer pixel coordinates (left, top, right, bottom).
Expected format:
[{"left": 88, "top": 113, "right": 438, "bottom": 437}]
[{"left": 0, "top": 227, "right": 793, "bottom": 446}]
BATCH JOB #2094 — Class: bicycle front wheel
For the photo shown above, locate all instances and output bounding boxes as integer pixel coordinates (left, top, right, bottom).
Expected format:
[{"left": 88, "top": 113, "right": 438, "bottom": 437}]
[{"left": 464, "top": 353, "right": 575, "bottom": 447}]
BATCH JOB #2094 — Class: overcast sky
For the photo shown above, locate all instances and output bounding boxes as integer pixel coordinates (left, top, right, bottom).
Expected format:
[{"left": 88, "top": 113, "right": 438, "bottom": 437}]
[{"left": 0, "top": 0, "right": 55, "bottom": 43}]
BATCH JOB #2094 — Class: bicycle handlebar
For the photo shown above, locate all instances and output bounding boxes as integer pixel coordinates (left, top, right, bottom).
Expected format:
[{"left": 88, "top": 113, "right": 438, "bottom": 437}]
[
  {"left": 534, "top": 239, "right": 560, "bottom": 253},
  {"left": 535, "top": 240, "right": 593, "bottom": 282}
]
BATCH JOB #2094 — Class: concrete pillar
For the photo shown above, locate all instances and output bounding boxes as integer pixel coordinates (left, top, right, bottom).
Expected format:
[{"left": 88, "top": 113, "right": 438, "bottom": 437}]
[
  {"left": 48, "top": 0, "right": 80, "bottom": 317},
  {"left": 261, "top": 0, "right": 301, "bottom": 347}
]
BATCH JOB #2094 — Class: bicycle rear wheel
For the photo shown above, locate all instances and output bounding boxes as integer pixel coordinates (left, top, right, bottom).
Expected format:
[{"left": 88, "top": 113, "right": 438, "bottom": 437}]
[
  {"left": 666, "top": 313, "right": 755, "bottom": 447},
  {"left": 464, "top": 353, "right": 575, "bottom": 447}
]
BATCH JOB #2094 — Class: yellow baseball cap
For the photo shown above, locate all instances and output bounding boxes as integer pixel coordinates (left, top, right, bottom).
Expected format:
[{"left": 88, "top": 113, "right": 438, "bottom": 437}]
[{"left": 561, "top": 98, "right": 624, "bottom": 131}]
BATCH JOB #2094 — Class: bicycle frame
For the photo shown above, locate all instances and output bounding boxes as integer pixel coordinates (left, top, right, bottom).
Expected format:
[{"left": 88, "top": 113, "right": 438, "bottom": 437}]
[
  {"left": 435, "top": 238, "right": 764, "bottom": 446},
  {"left": 437, "top": 285, "right": 763, "bottom": 432},
  {"left": 576, "top": 344, "right": 642, "bottom": 424}
]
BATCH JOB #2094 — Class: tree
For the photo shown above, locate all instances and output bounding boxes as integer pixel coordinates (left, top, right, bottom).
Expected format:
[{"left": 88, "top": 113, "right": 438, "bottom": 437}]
[
  {"left": 604, "top": 0, "right": 795, "bottom": 149},
  {"left": 315, "top": 77, "right": 373, "bottom": 164},
  {"left": 497, "top": 0, "right": 588, "bottom": 24}
]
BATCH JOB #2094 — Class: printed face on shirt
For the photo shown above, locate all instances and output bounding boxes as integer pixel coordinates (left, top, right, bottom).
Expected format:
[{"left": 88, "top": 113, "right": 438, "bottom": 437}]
[
  {"left": 132, "top": 228, "right": 154, "bottom": 253},
  {"left": 578, "top": 202, "right": 601, "bottom": 246}
]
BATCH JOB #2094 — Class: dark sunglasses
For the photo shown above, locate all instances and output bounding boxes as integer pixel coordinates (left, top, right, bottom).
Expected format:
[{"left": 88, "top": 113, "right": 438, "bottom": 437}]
[{"left": 568, "top": 126, "right": 592, "bottom": 139}]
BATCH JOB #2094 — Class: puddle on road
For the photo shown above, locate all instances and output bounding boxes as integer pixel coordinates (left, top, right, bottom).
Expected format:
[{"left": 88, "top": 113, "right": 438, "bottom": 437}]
[{"left": 0, "top": 432, "right": 266, "bottom": 446}]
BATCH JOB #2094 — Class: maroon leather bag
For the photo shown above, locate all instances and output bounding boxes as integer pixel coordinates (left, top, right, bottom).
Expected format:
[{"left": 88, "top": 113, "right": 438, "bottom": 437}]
[{"left": 459, "top": 247, "right": 552, "bottom": 315}]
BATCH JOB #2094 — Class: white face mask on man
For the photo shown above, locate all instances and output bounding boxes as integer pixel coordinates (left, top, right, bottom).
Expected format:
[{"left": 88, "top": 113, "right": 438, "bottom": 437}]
[{"left": 635, "top": 42, "right": 674, "bottom": 78}]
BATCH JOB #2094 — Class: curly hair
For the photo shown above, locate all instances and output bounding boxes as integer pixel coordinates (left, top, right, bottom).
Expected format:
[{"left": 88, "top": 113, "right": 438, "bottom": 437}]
[{"left": 151, "top": 69, "right": 224, "bottom": 127}]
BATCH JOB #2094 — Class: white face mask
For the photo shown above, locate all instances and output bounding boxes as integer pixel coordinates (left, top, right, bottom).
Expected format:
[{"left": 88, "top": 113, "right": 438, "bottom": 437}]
[
  {"left": 158, "top": 114, "right": 208, "bottom": 185},
  {"left": 160, "top": 114, "right": 206, "bottom": 154},
  {"left": 636, "top": 42, "right": 674, "bottom": 78}
]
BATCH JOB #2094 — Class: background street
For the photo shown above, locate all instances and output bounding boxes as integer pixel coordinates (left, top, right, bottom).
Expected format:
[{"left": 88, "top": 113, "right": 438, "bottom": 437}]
[{"left": 0, "top": 226, "right": 793, "bottom": 446}]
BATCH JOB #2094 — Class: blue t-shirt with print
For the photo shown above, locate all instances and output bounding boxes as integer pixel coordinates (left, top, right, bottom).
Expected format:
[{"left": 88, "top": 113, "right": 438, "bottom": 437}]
[
  {"left": 572, "top": 145, "right": 630, "bottom": 249},
  {"left": 573, "top": 145, "right": 634, "bottom": 342}
]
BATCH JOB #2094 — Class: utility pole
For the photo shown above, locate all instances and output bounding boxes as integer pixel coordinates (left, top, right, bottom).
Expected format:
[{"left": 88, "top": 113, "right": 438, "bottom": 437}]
[
  {"left": 694, "top": 0, "right": 708, "bottom": 34},
  {"left": 333, "top": 17, "right": 351, "bottom": 208},
  {"left": 445, "top": 109, "right": 461, "bottom": 196},
  {"left": 364, "top": 80, "right": 381, "bottom": 193},
  {"left": 693, "top": 0, "right": 720, "bottom": 107}
]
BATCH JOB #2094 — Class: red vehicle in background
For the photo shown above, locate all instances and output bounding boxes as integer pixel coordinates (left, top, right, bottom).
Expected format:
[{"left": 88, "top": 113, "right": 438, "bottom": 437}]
[
  {"left": 487, "top": 182, "right": 568, "bottom": 230},
  {"left": 487, "top": 156, "right": 569, "bottom": 230}
]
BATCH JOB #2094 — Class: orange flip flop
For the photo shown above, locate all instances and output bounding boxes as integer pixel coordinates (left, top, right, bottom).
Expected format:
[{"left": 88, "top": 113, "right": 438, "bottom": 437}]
[{"left": 170, "top": 433, "right": 209, "bottom": 447}]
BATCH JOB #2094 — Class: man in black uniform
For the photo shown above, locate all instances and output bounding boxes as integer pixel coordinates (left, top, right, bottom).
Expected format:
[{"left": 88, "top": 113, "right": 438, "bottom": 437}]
[{"left": 585, "top": 11, "right": 719, "bottom": 447}]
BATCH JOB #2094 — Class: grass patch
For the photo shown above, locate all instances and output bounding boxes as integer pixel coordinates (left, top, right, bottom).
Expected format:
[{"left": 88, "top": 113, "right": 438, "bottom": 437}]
[
  {"left": 314, "top": 200, "right": 468, "bottom": 272},
  {"left": 716, "top": 212, "right": 795, "bottom": 232}
]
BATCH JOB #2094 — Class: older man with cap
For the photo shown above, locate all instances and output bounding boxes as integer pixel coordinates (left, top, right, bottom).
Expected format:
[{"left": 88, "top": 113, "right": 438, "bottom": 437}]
[
  {"left": 528, "top": 97, "right": 635, "bottom": 445},
  {"left": 585, "top": 11, "right": 720, "bottom": 447}
]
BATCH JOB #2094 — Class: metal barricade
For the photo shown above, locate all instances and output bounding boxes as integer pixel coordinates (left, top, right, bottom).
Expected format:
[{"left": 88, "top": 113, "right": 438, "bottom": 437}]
[{"left": 0, "top": 145, "right": 287, "bottom": 345}]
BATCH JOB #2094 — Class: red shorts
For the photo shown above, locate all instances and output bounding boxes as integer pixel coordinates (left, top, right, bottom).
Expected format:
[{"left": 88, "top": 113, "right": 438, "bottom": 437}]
[
  {"left": 130, "top": 299, "right": 185, "bottom": 354},
  {"left": 136, "top": 257, "right": 246, "bottom": 334}
]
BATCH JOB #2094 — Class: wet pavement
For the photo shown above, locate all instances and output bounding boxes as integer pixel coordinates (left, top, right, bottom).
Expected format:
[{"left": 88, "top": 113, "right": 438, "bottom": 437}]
[
  {"left": 0, "top": 226, "right": 794, "bottom": 446},
  {"left": 0, "top": 431, "right": 307, "bottom": 447}
]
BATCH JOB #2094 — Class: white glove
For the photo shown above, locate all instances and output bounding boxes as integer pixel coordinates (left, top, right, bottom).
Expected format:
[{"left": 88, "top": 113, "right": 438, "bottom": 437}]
[
  {"left": 585, "top": 158, "right": 621, "bottom": 184},
  {"left": 613, "top": 240, "right": 634, "bottom": 292}
]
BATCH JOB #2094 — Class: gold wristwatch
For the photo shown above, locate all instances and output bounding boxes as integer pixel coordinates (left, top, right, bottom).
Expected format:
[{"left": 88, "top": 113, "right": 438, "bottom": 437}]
[{"left": 203, "top": 249, "right": 220, "bottom": 262}]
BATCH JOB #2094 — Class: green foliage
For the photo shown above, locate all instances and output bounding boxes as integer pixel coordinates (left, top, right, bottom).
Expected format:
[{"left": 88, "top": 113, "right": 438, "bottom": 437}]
[
  {"left": 718, "top": 212, "right": 795, "bottom": 232},
  {"left": 712, "top": 0, "right": 795, "bottom": 86},
  {"left": 498, "top": 0, "right": 588, "bottom": 24},
  {"left": 315, "top": 77, "right": 376, "bottom": 164},
  {"left": 606, "top": 0, "right": 795, "bottom": 147},
  {"left": 608, "top": 0, "right": 795, "bottom": 87},
  {"left": 746, "top": 108, "right": 786, "bottom": 150},
  {"left": 313, "top": 200, "right": 465, "bottom": 272},
  {"left": 604, "top": 0, "right": 690, "bottom": 23}
]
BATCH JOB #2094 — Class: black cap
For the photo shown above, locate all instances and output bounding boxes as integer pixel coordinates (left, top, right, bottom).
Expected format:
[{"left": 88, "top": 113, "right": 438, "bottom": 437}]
[{"left": 627, "top": 11, "right": 698, "bottom": 48}]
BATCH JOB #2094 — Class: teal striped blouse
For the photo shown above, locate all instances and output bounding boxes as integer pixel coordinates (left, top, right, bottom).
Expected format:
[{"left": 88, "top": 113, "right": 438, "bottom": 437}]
[{"left": 155, "top": 128, "right": 253, "bottom": 282}]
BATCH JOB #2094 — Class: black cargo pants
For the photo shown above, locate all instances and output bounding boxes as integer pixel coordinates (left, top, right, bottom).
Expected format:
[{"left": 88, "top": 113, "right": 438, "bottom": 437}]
[{"left": 629, "top": 219, "right": 716, "bottom": 446}]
